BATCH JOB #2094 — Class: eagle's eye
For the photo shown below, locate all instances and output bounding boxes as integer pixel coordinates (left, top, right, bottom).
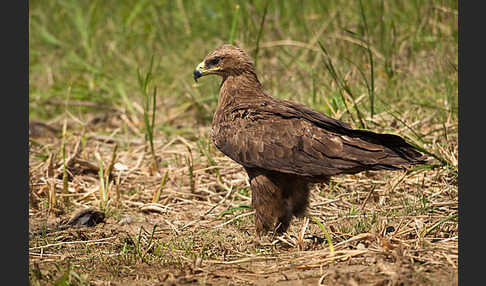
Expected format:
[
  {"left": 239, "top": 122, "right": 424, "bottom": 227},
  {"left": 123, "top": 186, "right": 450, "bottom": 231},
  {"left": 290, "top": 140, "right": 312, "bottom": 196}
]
[{"left": 207, "top": 57, "right": 221, "bottom": 66}]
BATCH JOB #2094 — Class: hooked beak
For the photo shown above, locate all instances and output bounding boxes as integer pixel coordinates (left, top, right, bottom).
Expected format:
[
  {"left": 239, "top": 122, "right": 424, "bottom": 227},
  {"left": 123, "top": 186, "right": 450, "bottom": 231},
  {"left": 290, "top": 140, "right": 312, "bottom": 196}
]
[
  {"left": 193, "top": 61, "right": 205, "bottom": 82},
  {"left": 193, "top": 60, "right": 221, "bottom": 82}
]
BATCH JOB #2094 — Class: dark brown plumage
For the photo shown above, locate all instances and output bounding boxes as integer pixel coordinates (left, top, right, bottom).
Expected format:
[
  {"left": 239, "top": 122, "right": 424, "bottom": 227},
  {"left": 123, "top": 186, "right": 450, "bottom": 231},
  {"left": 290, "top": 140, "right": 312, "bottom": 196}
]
[{"left": 194, "top": 44, "right": 426, "bottom": 234}]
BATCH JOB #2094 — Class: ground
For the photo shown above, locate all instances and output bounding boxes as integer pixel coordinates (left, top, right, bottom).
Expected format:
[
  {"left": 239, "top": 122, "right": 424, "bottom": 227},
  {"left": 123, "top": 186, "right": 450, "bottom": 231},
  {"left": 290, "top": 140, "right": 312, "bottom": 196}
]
[{"left": 29, "top": 115, "right": 457, "bottom": 285}]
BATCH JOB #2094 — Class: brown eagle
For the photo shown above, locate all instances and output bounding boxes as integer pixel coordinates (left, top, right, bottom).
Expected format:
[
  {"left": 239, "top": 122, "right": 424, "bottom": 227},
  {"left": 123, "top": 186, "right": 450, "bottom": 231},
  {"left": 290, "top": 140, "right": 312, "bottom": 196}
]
[{"left": 194, "top": 44, "right": 426, "bottom": 234}]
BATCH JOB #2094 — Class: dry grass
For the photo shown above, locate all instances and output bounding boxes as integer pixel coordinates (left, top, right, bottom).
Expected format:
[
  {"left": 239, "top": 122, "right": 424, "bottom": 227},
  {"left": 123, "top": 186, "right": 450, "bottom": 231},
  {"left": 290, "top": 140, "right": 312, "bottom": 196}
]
[
  {"left": 29, "top": 1, "right": 457, "bottom": 284},
  {"left": 29, "top": 108, "right": 457, "bottom": 285}
]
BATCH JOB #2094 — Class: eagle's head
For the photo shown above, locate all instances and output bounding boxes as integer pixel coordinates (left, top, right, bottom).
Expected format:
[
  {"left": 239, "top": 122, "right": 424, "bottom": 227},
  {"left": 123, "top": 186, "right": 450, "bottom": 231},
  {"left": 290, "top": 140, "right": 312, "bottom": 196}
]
[{"left": 194, "top": 44, "right": 255, "bottom": 82}]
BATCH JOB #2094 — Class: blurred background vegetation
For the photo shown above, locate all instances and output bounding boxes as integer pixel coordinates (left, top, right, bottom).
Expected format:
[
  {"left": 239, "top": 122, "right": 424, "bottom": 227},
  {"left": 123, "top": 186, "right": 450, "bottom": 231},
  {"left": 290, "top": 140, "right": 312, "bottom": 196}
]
[
  {"left": 29, "top": 0, "right": 457, "bottom": 147},
  {"left": 28, "top": 2, "right": 458, "bottom": 283}
]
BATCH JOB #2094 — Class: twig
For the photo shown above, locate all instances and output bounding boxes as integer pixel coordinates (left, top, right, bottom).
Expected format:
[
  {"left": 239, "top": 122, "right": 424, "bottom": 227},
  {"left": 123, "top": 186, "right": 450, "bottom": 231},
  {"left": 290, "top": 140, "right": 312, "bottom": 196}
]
[
  {"left": 214, "top": 211, "right": 255, "bottom": 228},
  {"left": 29, "top": 236, "right": 116, "bottom": 251},
  {"left": 204, "top": 183, "right": 235, "bottom": 215},
  {"left": 360, "top": 184, "right": 377, "bottom": 211},
  {"left": 207, "top": 256, "right": 277, "bottom": 265}
]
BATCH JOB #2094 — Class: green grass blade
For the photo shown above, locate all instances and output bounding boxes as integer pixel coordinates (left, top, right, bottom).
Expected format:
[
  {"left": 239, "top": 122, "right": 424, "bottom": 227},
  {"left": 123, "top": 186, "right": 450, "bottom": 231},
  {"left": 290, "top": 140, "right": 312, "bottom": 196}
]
[
  {"left": 253, "top": 0, "right": 270, "bottom": 68},
  {"left": 357, "top": 0, "right": 375, "bottom": 118},
  {"left": 317, "top": 41, "right": 365, "bottom": 128},
  {"left": 98, "top": 157, "right": 106, "bottom": 203},
  {"left": 125, "top": 0, "right": 149, "bottom": 26},
  {"left": 423, "top": 213, "right": 458, "bottom": 237},
  {"left": 229, "top": 4, "right": 240, "bottom": 45},
  {"left": 311, "top": 217, "right": 334, "bottom": 253}
]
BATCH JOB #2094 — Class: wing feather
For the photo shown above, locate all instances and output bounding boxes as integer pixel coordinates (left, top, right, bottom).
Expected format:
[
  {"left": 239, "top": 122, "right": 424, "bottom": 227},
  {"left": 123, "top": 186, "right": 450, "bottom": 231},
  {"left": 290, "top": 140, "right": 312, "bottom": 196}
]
[{"left": 212, "top": 97, "right": 424, "bottom": 178}]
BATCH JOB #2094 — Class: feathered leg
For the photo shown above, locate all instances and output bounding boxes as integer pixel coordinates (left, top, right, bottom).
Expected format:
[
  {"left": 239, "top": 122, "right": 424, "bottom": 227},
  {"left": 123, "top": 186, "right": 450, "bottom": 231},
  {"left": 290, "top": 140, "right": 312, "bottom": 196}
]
[
  {"left": 246, "top": 169, "right": 326, "bottom": 234},
  {"left": 287, "top": 178, "right": 328, "bottom": 218},
  {"left": 286, "top": 181, "right": 310, "bottom": 218},
  {"left": 246, "top": 169, "right": 291, "bottom": 234}
]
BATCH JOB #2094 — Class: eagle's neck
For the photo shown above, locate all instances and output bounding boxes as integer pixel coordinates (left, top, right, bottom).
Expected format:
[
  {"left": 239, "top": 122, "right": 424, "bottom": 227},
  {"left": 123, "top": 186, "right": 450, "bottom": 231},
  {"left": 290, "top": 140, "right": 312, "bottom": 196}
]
[
  {"left": 218, "top": 71, "right": 265, "bottom": 108},
  {"left": 212, "top": 70, "right": 268, "bottom": 130}
]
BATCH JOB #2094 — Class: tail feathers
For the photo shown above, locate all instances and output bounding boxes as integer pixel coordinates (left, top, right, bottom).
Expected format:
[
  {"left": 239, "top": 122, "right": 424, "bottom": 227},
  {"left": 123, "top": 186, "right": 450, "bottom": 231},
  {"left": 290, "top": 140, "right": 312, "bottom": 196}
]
[{"left": 351, "top": 129, "right": 427, "bottom": 168}]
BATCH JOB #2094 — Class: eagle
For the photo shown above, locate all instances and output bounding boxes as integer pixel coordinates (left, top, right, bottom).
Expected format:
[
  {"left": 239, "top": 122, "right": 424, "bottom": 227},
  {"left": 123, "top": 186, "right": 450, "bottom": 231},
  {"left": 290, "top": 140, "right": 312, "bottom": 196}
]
[{"left": 194, "top": 44, "right": 426, "bottom": 234}]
